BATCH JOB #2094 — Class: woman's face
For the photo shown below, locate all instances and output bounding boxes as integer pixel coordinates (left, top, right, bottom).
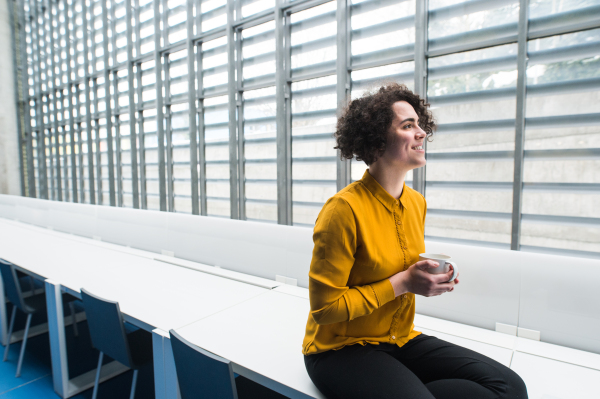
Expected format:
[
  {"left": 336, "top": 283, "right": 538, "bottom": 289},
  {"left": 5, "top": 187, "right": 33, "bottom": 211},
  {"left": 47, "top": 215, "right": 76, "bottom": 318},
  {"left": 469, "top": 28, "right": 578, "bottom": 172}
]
[{"left": 378, "top": 101, "right": 427, "bottom": 170}]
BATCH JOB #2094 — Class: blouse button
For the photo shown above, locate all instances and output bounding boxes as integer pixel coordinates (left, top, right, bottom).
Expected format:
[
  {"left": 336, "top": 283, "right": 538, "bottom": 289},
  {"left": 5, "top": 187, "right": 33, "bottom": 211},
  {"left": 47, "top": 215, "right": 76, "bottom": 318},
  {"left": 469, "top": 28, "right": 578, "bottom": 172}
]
[
  {"left": 391, "top": 336, "right": 396, "bottom": 340},
  {"left": 396, "top": 221, "right": 401, "bottom": 225}
]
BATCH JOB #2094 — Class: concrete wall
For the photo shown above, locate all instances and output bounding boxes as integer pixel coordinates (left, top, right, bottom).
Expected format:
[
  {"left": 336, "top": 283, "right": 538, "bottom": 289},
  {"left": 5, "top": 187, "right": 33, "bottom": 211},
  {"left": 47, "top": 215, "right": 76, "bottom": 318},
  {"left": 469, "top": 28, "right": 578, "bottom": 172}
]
[{"left": 0, "top": 0, "right": 21, "bottom": 196}]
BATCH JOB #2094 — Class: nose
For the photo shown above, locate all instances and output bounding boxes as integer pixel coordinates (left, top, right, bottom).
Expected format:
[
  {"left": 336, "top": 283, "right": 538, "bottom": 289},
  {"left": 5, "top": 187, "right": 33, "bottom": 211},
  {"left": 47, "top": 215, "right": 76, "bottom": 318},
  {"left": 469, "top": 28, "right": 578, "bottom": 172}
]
[{"left": 415, "top": 126, "right": 426, "bottom": 139}]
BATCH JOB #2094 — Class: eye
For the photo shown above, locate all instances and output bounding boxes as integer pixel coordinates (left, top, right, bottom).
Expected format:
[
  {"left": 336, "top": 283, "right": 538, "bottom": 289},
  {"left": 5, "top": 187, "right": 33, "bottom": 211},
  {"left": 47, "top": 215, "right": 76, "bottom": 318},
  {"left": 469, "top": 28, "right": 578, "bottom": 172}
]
[{"left": 403, "top": 123, "right": 412, "bottom": 129}]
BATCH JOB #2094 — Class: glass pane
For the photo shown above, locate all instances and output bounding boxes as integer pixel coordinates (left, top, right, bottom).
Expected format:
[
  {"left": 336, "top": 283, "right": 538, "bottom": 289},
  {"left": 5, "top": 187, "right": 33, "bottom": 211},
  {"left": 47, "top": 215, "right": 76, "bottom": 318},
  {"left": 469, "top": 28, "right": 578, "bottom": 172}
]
[
  {"left": 243, "top": 86, "right": 277, "bottom": 223},
  {"left": 167, "top": 0, "right": 187, "bottom": 45},
  {"left": 428, "top": 0, "right": 519, "bottom": 54},
  {"left": 290, "top": 1, "right": 337, "bottom": 79},
  {"left": 204, "top": 95, "right": 231, "bottom": 218},
  {"left": 350, "top": 0, "right": 416, "bottom": 68},
  {"left": 521, "top": 29, "right": 600, "bottom": 255},
  {"left": 201, "top": 0, "right": 227, "bottom": 32},
  {"left": 242, "top": 21, "right": 276, "bottom": 88},
  {"left": 425, "top": 44, "right": 519, "bottom": 246},
  {"left": 242, "top": 0, "right": 276, "bottom": 19},
  {"left": 291, "top": 75, "right": 337, "bottom": 226}
]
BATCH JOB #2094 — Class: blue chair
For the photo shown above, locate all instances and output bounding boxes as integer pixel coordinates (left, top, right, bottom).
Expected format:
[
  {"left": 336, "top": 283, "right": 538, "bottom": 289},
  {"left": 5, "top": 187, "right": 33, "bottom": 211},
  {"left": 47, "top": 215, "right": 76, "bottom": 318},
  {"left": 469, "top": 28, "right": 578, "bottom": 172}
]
[
  {"left": 0, "top": 259, "right": 79, "bottom": 377},
  {"left": 80, "top": 288, "right": 152, "bottom": 399},
  {"left": 169, "top": 329, "right": 289, "bottom": 399}
]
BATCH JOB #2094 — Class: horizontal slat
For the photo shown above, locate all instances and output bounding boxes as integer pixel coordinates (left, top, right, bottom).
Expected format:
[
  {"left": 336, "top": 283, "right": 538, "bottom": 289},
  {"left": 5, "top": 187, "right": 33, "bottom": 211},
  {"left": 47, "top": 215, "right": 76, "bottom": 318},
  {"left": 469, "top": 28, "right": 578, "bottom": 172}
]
[
  {"left": 528, "top": 5, "right": 600, "bottom": 39},
  {"left": 429, "top": 0, "right": 516, "bottom": 21},
  {"left": 428, "top": 55, "right": 516, "bottom": 80},
  {"left": 429, "top": 87, "right": 516, "bottom": 107},
  {"left": 428, "top": 23, "right": 518, "bottom": 56},
  {"left": 290, "top": 10, "right": 336, "bottom": 35},
  {"left": 529, "top": 42, "right": 600, "bottom": 66},
  {"left": 351, "top": 15, "right": 414, "bottom": 41},
  {"left": 351, "top": 44, "right": 415, "bottom": 69}
]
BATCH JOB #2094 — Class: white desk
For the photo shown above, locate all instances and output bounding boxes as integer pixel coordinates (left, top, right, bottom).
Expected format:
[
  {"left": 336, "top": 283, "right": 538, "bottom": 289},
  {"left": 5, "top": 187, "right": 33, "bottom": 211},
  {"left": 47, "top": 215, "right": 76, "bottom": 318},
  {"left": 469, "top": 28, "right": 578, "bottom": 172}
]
[
  {"left": 175, "top": 290, "right": 325, "bottom": 399},
  {"left": 0, "top": 222, "right": 269, "bottom": 399}
]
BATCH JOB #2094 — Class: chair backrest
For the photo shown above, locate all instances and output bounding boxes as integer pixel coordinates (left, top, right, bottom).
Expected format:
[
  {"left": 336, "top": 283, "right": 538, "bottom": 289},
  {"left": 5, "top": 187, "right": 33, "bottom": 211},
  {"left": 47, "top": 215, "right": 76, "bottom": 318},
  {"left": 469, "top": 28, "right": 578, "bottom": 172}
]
[
  {"left": 169, "top": 329, "right": 238, "bottom": 399},
  {"left": 0, "top": 260, "right": 26, "bottom": 311},
  {"left": 80, "top": 288, "right": 133, "bottom": 368}
]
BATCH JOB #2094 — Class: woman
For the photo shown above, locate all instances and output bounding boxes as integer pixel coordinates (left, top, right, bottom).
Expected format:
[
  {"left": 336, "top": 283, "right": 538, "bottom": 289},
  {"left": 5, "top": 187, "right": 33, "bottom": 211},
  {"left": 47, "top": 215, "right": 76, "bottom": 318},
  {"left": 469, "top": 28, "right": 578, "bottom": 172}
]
[{"left": 302, "top": 83, "right": 527, "bottom": 399}]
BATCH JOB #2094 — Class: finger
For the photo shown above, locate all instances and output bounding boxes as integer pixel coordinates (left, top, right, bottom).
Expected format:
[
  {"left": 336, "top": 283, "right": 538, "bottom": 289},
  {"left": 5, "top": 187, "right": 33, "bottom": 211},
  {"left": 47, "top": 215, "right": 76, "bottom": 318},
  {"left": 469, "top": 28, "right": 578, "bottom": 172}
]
[
  {"left": 431, "top": 273, "right": 454, "bottom": 284},
  {"left": 415, "top": 260, "right": 439, "bottom": 270}
]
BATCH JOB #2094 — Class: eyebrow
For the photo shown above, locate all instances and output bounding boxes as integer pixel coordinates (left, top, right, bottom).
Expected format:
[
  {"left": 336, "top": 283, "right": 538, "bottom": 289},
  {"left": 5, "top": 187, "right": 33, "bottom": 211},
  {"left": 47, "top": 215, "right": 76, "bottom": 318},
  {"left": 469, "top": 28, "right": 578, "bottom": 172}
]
[{"left": 399, "top": 118, "right": 416, "bottom": 124}]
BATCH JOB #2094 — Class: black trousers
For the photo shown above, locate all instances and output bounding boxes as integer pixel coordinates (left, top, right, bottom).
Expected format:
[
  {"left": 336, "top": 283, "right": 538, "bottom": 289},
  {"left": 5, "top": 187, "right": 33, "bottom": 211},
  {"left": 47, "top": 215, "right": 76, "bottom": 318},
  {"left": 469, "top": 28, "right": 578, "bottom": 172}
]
[{"left": 304, "top": 334, "right": 528, "bottom": 399}]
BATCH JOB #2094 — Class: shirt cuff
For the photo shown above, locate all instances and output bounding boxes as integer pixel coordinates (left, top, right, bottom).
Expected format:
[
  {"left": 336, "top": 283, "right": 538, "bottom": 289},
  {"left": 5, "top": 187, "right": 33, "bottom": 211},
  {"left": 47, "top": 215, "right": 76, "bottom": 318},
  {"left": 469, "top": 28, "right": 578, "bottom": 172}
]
[{"left": 370, "top": 278, "right": 396, "bottom": 308}]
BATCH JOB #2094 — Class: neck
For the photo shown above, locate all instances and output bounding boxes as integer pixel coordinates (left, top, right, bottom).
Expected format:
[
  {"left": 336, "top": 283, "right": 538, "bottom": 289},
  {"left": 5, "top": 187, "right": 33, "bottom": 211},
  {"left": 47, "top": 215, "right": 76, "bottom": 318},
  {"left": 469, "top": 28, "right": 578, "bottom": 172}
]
[{"left": 368, "top": 160, "right": 409, "bottom": 199}]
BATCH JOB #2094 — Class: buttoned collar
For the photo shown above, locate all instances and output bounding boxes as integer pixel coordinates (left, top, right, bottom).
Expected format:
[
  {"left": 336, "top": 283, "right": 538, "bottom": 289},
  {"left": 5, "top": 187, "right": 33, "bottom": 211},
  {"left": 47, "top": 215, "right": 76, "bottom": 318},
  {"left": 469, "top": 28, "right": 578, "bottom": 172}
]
[{"left": 360, "top": 169, "right": 409, "bottom": 212}]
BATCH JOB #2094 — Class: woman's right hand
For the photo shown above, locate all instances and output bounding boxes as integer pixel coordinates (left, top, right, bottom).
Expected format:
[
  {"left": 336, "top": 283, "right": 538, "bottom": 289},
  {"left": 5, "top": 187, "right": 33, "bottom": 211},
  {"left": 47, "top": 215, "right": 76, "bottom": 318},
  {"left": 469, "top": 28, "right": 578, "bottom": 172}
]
[{"left": 388, "top": 260, "right": 459, "bottom": 298}]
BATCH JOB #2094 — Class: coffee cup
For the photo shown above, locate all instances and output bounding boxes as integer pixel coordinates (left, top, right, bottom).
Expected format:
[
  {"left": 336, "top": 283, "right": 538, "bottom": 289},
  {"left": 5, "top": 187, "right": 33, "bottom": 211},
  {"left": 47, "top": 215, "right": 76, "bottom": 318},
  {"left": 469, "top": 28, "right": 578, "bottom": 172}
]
[{"left": 418, "top": 253, "right": 458, "bottom": 282}]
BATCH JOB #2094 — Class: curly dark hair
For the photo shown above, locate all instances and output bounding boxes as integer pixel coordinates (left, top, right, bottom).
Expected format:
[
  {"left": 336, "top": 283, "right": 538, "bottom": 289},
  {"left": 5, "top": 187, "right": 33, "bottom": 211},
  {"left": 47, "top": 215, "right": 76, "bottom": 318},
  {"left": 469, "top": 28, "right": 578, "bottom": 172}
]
[{"left": 334, "top": 82, "right": 436, "bottom": 165}]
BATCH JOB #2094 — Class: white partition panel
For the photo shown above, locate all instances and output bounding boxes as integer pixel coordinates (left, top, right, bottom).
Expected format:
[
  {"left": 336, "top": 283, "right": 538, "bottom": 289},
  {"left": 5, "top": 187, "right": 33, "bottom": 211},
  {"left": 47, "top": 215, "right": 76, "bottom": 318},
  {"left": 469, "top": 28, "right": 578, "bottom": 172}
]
[
  {"left": 282, "top": 225, "right": 313, "bottom": 288},
  {"left": 416, "top": 240, "right": 522, "bottom": 331},
  {"left": 95, "top": 207, "right": 168, "bottom": 254},
  {"left": 518, "top": 251, "right": 600, "bottom": 354},
  {"left": 47, "top": 201, "right": 98, "bottom": 238},
  {"left": 0, "top": 195, "right": 18, "bottom": 220},
  {"left": 166, "top": 213, "right": 288, "bottom": 281},
  {"left": 16, "top": 196, "right": 51, "bottom": 227}
]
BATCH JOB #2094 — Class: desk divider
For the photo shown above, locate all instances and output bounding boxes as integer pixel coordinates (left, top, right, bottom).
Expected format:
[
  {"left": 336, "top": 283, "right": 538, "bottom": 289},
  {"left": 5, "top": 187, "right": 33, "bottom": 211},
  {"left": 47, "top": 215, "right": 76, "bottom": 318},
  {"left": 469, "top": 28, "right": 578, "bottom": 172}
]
[{"left": 1, "top": 194, "right": 599, "bottom": 355}]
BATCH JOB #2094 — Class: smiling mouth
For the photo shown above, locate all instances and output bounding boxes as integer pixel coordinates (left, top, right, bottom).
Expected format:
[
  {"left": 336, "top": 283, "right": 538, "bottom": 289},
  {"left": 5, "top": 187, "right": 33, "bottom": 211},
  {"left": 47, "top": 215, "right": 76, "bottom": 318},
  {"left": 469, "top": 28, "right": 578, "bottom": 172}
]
[{"left": 412, "top": 145, "right": 423, "bottom": 150}]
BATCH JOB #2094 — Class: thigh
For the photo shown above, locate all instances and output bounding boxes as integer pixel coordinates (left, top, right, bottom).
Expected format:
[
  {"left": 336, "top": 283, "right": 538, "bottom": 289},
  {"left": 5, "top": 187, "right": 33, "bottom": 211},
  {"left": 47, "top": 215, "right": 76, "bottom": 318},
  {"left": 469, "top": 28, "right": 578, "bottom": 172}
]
[
  {"left": 305, "top": 344, "right": 436, "bottom": 399},
  {"left": 394, "top": 335, "right": 527, "bottom": 399}
]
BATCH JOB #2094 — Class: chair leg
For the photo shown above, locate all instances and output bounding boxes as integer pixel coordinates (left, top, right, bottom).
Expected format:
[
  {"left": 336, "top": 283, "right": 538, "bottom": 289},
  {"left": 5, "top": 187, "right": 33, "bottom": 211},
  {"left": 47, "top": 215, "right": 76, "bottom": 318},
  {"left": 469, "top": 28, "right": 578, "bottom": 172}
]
[
  {"left": 129, "top": 369, "right": 139, "bottom": 399},
  {"left": 28, "top": 276, "right": 35, "bottom": 295},
  {"left": 15, "top": 313, "right": 32, "bottom": 378},
  {"left": 69, "top": 302, "right": 79, "bottom": 337},
  {"left": 92, "top": 351, "right": 104, "bottom": 399},
  {"left": 3, "top": 305, "right": 17, "bottom": 362}
]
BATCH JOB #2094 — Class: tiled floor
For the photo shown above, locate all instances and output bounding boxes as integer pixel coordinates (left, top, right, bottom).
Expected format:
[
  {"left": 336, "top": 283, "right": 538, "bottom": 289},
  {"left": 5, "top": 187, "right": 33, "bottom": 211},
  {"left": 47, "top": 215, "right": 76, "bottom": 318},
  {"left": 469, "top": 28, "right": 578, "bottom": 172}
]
[{"left": 0, "top": 311, "right": 154, "bottom": 399}]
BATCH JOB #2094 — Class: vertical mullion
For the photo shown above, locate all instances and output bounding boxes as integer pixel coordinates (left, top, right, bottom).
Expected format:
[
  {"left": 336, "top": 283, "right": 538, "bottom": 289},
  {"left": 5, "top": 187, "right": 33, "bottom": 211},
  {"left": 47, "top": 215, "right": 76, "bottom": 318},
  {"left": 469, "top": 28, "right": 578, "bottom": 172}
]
[
  {"left": 196, "top": 44, "right": 207, "bottom": 215},
  {"left": 18, "top": 0, "right": 35, "bottom": 197},
  {"left": 10, "top": 0, "right": 27, "bottom": 196},
  {"left": 153, "top": 0, "right": 166, "bottom": 211},
  {"left": 284, "top": 9, "right": 292, "bottom": 224},
  {"left": 226, "top": 0, "right": 239, "bottom": 219},
  {"left": 33, "top": 0, "right": 48, "bottom": 198},
  {"left": 42, "top": 4, "right": 56, "bottom": 202},
  {"left": 236, "top": 27, "right": 245, "bottom": 220},
  {"left": 77, "top": 106, "right": 85, "bottom": 202},
  {"left": 126, "top": 0, "right": 140, "bottom": 208},
  {"left": 113, "top": 74, "right": 123, "bottom": 206},
  {"left": 275, "top": 0, "right": 289, "bottom": 225},
  {"left": 83, "top": 0, "right": 96, "bottom": 204},
  {"left": 101, "top": 0, "right": 116, "bottom": 206},
  {"left": 336, "top": 0, "right": 350, "bottom": 192},
  {"left": 136, "top": 65, "right": 147, "bottom": 209},
  {"left": 66, "top": 0, "right": 78, "bottom": 202},
  {"left": 195, "top": 0, "right": 206, "bottom": 215},
  {"left": 186, "top": 0, "right": 200, "bottom": 215},
  {"left": 111, "top": 1, "right": 123, "bottom": 207},
  {"left": 43, "top": 4, "right": 56, "bottom": 199},
  {"left": 165, "top": 56, "right": 174, "bottom": 212},
  {"left": 49, "top": 1, "right": 62, "bottom": 201},
  {"left": 511, "top": 0, "right": 529, "bottom": 251},
  {"left": 413, "top": 0, "right": 428, "bottom": 196},
  {"left": 94, "top": 79, "right": 102, "bottom": 204}
]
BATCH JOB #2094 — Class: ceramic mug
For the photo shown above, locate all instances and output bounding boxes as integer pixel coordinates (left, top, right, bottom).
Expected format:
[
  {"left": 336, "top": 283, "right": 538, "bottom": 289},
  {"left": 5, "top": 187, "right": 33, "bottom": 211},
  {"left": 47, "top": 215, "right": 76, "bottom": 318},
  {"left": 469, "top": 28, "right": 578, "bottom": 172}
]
[{"left": 418, "top": 253, "right": 458, "bottom": 282}]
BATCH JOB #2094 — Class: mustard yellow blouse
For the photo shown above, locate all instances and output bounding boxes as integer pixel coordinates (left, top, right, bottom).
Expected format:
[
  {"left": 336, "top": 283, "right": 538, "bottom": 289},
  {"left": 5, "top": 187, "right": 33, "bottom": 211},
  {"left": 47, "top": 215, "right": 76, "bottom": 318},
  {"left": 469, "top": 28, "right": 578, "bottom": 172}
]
[{"left": 302, "top": 170, "right": 426, "bottom": 355}]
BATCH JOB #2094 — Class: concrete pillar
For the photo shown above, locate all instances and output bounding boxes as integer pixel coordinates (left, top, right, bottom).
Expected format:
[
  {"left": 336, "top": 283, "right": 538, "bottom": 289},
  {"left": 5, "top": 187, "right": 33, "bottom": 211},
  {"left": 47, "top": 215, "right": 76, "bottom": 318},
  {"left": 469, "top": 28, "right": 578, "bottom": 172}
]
[{"left": 0, "top": 0, "right": 22, "bottom": 195}]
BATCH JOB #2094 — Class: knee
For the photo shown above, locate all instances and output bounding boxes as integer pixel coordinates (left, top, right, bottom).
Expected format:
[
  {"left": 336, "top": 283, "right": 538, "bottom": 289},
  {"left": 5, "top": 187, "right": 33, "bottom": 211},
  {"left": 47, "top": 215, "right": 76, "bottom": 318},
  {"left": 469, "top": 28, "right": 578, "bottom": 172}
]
[{"left": 498, "top": 367, "right": 528, "bottom": 399}]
